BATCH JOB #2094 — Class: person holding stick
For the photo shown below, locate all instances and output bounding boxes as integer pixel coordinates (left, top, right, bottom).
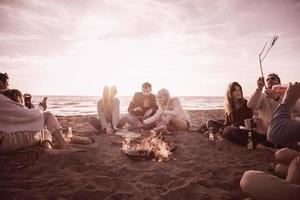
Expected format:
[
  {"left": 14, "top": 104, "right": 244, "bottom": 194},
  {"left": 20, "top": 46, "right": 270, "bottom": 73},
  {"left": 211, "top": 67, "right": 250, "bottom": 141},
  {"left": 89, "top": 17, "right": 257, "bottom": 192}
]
[
  {"left": 247, "top": 73, "right": 282, "bottom": 135},
  {"left": 248, "top": 73, "right": 300, "bottom": 136}
]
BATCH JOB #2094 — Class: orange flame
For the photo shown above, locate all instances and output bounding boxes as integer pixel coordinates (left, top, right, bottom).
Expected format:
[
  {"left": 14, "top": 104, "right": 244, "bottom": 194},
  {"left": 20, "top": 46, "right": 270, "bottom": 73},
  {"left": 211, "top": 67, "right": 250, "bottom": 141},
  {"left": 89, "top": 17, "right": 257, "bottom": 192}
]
[{"left": 122, "top": 131, "right": 175, "bottom": 161}]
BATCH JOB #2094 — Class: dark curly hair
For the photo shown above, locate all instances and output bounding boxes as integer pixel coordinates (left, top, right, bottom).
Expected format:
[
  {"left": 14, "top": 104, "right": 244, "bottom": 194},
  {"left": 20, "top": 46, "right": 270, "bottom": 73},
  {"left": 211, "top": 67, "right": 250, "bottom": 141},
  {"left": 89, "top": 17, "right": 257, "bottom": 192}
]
[
  {"left": 1, "top": 89, "right": 23, "bottom": 103},
  {"left": 267, "top": 73, "right": 281, "bottom": 84},
  {"left": 0, "top": 72, "right": 9, "bottom": 83}
]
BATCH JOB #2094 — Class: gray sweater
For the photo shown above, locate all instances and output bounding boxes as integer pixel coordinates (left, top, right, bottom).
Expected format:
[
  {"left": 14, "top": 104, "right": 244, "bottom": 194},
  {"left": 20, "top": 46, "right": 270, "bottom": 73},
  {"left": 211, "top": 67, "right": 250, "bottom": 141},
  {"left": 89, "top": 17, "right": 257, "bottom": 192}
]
[
  {"left": 0, "top": 94, "right": 44, "bottom": 133},
  {"left": 268, "top": 103, "right": 300, "bottom": 146}
]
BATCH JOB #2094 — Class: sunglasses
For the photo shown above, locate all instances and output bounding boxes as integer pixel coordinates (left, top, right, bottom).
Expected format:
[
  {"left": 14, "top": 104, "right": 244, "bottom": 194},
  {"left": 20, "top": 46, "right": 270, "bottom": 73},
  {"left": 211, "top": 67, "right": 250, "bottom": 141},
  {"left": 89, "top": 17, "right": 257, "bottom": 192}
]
[{"left": 266, "top": 76, "right": 277, "bottom": 82}]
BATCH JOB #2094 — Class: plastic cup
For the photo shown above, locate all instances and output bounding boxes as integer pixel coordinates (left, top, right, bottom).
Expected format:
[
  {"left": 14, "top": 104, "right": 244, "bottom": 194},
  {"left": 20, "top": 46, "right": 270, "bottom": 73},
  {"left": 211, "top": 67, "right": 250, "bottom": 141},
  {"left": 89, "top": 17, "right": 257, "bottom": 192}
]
[{"left": 272, "top": 84, "right": 289, "bottom": 95}]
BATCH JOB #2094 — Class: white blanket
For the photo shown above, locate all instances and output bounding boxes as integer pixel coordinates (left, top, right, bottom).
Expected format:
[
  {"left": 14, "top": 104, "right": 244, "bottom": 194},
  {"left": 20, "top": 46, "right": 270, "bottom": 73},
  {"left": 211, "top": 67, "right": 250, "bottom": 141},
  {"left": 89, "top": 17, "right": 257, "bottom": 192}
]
[{"left": 0, "top": 94, "right": 44, "bottom": 133}]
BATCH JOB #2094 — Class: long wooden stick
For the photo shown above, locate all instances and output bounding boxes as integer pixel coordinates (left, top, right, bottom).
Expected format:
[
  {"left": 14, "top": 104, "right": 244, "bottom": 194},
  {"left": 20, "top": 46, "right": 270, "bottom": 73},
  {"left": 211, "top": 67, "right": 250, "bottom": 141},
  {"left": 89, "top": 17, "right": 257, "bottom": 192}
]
[
  {"left": 259, "top": 42, "right": 268, "bottom": 85},
  {"left": 261, "top": 35, "right": 278, "bottom": 61},
  {"left": 258, "top": 35, "right": 279, "bottom": 113},
  {"left": 258, "top": 35, "right": 278, "bottom": 89}
]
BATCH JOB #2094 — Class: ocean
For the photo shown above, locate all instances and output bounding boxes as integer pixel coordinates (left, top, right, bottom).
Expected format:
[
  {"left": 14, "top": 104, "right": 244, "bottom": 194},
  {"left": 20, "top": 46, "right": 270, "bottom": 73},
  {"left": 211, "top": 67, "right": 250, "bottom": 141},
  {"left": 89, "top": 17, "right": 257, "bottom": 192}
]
[{"left": 31, "top": 96, "right": 225, "bottom": 116}]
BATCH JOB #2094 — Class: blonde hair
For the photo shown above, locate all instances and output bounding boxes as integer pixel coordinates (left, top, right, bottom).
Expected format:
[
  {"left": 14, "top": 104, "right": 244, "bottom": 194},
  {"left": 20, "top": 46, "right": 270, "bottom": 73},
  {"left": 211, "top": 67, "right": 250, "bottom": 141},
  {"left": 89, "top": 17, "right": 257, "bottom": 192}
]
[
  {"left": 102, "top": 85, "right": 118, "bottom": 117},
  {"left": 111, "top": 85, "right": 117, "bottom": 97},
  {"left": 157, "top": 88, "right": 172, "bottom": 110}
]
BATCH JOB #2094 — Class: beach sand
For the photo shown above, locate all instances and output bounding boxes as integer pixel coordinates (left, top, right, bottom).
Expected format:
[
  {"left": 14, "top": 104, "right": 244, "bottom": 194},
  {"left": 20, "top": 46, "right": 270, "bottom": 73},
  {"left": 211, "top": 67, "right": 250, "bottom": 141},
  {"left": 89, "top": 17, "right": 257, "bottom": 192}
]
[{"left": 0, "top": 110, "right": 276, "bottom": 200}]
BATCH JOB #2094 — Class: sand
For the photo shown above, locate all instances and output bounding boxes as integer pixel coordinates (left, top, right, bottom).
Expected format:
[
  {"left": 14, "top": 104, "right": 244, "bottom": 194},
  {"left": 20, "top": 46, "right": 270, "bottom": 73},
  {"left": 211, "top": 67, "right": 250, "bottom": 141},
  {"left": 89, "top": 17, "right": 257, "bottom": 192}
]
[{"left": 0, "top": 110, "right": 276, "bottom": 200}]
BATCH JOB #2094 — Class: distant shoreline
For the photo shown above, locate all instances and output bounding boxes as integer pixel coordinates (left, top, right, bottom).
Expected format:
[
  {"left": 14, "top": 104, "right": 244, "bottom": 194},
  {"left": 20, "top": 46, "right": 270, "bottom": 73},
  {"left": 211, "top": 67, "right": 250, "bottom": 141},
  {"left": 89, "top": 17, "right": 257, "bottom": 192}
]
[
  {"left": 55, "top": 109, "right": 225, "bottom": 117},
  {"left": 30, "top": 96, "right": 226, "bottom": 116}
]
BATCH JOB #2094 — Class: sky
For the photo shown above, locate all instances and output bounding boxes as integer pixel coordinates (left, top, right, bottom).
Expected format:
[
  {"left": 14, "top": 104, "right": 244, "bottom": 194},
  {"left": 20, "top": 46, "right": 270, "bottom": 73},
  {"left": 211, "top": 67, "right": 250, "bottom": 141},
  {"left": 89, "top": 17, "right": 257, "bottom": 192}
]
[{"left": 0, "top": 0, "right": 299, "bottom": 96}]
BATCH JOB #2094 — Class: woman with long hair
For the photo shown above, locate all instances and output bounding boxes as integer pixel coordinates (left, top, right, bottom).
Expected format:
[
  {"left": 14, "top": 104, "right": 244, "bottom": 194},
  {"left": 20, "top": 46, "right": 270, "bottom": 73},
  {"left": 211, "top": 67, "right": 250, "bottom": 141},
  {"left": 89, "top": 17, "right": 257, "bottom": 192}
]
[
  {"left": 143, "top": 88, "right": 190, "bottom": 132},
  {"left": 203, "top": 82, "right": 267, "bottom": 146},
  {"left": 89, "top": 86, "right": 120, "bottom": 134},
  {"left": 224, "top": 82, "right": 253, "bottom": 127}
]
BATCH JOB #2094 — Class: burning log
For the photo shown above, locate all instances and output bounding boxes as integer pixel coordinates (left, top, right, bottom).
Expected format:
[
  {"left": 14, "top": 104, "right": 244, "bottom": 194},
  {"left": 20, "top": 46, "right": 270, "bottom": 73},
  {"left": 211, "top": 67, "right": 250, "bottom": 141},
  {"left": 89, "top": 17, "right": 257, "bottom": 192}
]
[{"left": 122, "top": 131, "right": 176, "bottom": 162}]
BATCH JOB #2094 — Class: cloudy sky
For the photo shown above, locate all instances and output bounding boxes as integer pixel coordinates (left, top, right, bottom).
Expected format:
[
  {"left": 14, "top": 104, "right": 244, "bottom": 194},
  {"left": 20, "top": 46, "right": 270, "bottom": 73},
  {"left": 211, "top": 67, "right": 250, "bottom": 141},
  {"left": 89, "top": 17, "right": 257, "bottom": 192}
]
[{"left": 0, "top": 0, "right": 299, "bottom": 96}]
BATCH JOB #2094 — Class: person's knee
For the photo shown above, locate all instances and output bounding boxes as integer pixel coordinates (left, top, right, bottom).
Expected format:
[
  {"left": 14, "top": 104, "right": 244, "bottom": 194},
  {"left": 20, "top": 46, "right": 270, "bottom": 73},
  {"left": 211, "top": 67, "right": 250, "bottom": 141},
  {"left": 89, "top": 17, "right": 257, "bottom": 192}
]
[
  {"left": 43, "top": 110, "right": 54, "bottom": 118},
  {"left": 43, "top": 111, "right": 53, "bottom": 122},
  {"left": 240, "top": 170, "right": 257, "bottom": 192},
  {"left": 43, "top": 110, "right": 49, "bottom": 117},
  {"left": 44, "top": 111, "right": 53, "bottom": 115},
  {"left": 275, "top": 164, "right": 288, "bottom": 178},
  {"left": 275, "top": 148, "right": 291, "bottom": 163},
  {"left": 222, "top": 126, "right": 236, "bottom": 138},
  {"left": 240, "top": 170, "right": 261, "bottom": 192}
]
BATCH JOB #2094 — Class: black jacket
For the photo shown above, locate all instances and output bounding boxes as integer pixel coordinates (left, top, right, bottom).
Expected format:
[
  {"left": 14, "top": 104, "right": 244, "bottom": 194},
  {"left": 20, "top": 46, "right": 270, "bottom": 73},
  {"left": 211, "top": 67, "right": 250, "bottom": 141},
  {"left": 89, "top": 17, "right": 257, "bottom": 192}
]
[
  {"left": 225, "top": 100, "right": 253, "bottom": 127},
  {"left": 128, "top": 92, "right": 158, "bottom": 117}
]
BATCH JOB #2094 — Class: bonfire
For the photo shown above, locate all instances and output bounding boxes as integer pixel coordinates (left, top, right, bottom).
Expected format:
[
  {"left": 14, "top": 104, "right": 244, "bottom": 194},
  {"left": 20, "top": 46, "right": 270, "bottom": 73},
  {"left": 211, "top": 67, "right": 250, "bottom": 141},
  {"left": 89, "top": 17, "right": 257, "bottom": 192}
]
[{"left": 122, "top": 131, "right": 176, "bottom": 162}]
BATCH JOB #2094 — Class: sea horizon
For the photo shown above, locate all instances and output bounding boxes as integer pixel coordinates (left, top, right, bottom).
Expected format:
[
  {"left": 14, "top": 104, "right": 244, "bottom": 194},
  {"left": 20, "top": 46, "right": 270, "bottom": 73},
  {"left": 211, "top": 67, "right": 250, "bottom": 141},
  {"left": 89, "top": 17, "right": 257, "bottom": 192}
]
[{"left": 31, "top": 95, "right": 226, "bottom": 116}]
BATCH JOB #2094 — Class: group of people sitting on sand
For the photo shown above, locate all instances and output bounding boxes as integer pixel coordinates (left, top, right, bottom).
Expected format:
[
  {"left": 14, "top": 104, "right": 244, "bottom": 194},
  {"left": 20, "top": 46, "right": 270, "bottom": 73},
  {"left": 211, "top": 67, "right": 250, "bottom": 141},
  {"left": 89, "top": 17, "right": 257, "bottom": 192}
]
[
  {"left": 199, "top": 73, "right": 300, "bottom": 148},
  {"left": 0, "top": 74, "right": 191, "bottom": 152},
  {"left": 88, "top": 82, "right": 190, "bottom": 134},
  {"left": 0, "top": 71, "right": 300, "bottom": 199}
]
